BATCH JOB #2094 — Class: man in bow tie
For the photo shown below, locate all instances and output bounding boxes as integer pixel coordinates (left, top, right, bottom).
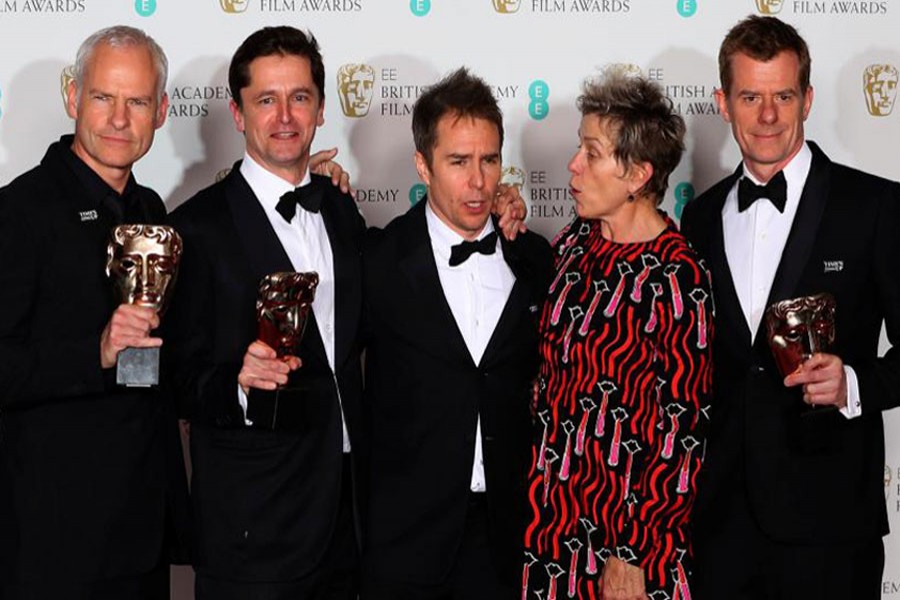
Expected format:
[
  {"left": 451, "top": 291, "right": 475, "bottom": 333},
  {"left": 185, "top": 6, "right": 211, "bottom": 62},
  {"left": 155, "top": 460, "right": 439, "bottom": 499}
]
[
  {"left": 360, "top": 68, "right": 553, "bottom": 599},
  {"left": 165, "top": 26, "right": 365, "bottom": 599},
  {"left": 681, "top": 15, "right": 900, "bottom": 600}
]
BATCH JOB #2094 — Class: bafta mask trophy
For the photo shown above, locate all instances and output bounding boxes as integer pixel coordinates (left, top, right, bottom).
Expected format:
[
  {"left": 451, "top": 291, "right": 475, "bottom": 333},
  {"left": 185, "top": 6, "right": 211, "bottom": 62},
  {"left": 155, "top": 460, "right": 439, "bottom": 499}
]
[
  {"left": 106, "top": 224, "right": 183, "bottom": 387},
  {"left": 250, "top": 272, "right": 319, "bottom": 429},
  {"left": 863, "top": 64, "right": 899, "bottom": 117},
  {"left": 764, "top": 293, "right": 836, "bottom": 379}
]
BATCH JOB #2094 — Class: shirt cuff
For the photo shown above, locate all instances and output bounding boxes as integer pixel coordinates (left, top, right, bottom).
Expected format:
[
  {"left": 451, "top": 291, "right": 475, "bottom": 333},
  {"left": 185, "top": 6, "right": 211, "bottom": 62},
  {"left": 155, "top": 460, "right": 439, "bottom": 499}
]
[
  {"left": 237, "top": 384, "right": 254, "bottom": 426},
  {"left": 839, "top": 365, "right": 861, "bottom": 419}
]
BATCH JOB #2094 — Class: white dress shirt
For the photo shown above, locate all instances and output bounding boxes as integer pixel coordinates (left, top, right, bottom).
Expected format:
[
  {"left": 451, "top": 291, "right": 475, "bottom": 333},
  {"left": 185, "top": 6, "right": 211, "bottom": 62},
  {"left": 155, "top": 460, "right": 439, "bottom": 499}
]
[
  {"left": 722, "top": 142, "right": 860, "bottom": 417},
  {"left": 425, "top": 204, "right": 516, "bottom": 492},
  {"left": 237, "top": 154, "right": 352, "bottom": 450}
]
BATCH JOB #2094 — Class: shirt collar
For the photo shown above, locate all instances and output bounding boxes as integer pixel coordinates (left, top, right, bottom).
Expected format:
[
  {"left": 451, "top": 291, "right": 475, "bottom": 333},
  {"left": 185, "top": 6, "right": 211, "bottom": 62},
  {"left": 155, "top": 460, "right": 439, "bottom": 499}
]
[
  {"left": 424, "top": 200, "right": 495, "bottom": 261},
  {"left": 57, "top": 134, "right": 138, "bottom": 204},
  {"left": 239, "top": 152, "right": 311, "bottom": 212},
  {"left": 741, "top": 141, "right": 813, "bottom": 202}
]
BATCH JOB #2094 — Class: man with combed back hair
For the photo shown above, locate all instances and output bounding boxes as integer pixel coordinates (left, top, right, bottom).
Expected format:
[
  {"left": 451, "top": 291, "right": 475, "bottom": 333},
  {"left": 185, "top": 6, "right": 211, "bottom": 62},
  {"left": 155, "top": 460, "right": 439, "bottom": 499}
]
[{"left": 682, "top": 15, "right": 900, "bottom": 600}]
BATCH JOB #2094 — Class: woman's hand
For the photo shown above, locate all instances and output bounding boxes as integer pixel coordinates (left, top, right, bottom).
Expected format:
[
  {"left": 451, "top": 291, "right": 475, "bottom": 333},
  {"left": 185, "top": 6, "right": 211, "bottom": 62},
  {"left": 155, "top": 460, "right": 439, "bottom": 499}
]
[{"left": 598, "top": 556, "right": 648, "bottom": 600}]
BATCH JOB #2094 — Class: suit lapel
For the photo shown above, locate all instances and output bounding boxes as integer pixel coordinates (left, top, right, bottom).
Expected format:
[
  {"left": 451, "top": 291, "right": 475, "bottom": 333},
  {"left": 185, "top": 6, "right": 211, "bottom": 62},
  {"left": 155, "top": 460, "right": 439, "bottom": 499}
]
[
  {"left": 481, "top": 223, "right": 532, "bottom": 365},
  {"left": 224, "top": 165, "right": 293, "bottom": 282},
  {"left": 709, "top": 169, "right": 753, "bottom": 350},
  {"left": 398, "top": 200, "right": 473, "bottom": 366},
  {"left": 317, "top": 178, "right": 360, "bottom": 369},
  {"left": 763, "top": 143, "right": 831, "bottom": 309}
]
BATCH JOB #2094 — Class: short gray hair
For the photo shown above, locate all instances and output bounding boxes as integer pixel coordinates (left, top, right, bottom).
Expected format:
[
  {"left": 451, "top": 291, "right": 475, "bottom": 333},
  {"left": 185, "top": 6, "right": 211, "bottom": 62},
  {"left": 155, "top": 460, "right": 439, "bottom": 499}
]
[{"left": 74, "top": 25, "right": 168, "bottom": 102}]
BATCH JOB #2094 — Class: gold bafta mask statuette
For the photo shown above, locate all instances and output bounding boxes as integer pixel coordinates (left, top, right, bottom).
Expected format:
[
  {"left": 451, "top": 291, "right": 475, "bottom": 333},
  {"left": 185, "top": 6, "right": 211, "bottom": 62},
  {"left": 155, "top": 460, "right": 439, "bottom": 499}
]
[
  {"left": 863, "top": 64, "right": 899, "bottom": 117},
  {"left": 337, "top": 64, "right": 376, "bottom": 118},
  {"left": 256, "top": 272, "right": 319, "bottom": 360},
  {"left": 106, "top": 224, "right": 183, "bottom": 387},
  {"left": 764, "top": 293, "right": 836, "bottom": 379}
]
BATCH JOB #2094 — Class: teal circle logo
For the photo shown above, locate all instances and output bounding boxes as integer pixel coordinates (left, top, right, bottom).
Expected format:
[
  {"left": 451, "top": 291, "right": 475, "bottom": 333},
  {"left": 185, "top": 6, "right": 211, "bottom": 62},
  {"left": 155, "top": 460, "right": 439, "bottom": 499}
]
[
  {"left": 409, "top": 184, "right": 427, "bottom": 205},
  {"left": 410, "top": 0, "right": 430, "bottom": 16},
  {"left": 528, "top": 80, "right": 550, "bottom": 121},
  {"left": 676, "top": 0, "right": 697, "bottom": 17},
  {"left": 135, "top": 0, "right": 156, "bottom": 16},
  {"left": 674, "top": 182, "right": 695, "bottom": 219}
]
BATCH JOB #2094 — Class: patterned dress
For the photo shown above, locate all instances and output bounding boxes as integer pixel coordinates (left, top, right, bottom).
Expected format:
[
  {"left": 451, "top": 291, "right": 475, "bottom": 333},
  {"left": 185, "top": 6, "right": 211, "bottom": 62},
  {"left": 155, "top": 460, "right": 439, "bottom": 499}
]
[{"left": 522, "top": 216, "right": 713, "bottom": 600}]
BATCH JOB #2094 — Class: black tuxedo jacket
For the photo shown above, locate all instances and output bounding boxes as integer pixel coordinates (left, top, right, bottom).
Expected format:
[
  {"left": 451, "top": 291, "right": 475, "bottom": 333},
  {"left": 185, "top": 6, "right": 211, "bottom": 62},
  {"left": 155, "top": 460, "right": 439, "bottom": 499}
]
[
  {"left": 0, "top": 137, "right": 189, "bottom": 583},
  {"left": 681, "top": 142, "right": 900, "bottom": 545},
  {"left": 166, "top": 166, "right": 366, "bottom": 582},
  {"left": 361, "top": 198, "right": 553, "bottom": 585}
]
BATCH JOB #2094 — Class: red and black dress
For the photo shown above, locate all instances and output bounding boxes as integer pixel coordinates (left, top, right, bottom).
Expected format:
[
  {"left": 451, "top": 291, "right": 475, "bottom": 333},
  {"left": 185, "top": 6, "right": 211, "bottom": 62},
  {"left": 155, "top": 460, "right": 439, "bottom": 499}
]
[{"left": 522, "top": 216, "right": 713, "bottom": 600}]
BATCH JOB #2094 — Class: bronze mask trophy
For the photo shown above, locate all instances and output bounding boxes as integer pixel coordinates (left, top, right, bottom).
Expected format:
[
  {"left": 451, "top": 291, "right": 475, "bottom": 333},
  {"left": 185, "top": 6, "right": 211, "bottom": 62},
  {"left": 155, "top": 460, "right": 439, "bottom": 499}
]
[
  {"left": 106, "top": 224, "right": 183, "bottom": 387},
  {"left": 249, "top": 272, "right": 319, "bottom": 429},
  {"left": 764, "top": 293, "right": 836, "bottom": 379}
]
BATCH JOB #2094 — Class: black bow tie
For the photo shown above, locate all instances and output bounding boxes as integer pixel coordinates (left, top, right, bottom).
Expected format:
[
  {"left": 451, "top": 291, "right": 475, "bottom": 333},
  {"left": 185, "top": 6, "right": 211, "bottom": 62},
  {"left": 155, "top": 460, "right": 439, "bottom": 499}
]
[
  {"left": 449, "top": 231, "right": 498, "bottom": 267},
  {"left": 275, "top": 184, "right": 322, "bottom": 222},
  {"left": 737, "top": 171, "right": 787, "bottom": 213}
]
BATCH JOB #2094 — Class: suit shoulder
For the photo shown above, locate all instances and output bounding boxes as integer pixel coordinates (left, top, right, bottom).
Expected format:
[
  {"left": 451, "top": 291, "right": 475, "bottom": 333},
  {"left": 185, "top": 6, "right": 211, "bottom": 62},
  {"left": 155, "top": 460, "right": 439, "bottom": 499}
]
[
  {"left": 0, "top": 162, "right": 62, "bottom": 213},
  {"left": 169, "top": 178, "right": 229, "bottom": 226}
]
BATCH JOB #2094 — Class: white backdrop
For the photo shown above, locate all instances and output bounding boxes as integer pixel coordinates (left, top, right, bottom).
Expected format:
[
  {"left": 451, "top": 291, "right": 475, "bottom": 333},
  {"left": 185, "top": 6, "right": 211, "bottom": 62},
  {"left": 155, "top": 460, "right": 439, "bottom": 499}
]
[{"left": 1, "top": 0, "right": 899, "bottom": 597}]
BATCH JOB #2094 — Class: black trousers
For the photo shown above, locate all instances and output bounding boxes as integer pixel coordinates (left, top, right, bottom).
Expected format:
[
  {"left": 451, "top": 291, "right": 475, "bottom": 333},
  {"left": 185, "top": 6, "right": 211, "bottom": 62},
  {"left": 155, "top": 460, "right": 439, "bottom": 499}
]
[
  {"left": 361, "top": 492, "right": 516, "bottom": 600},
  {"left": 693, "top": 484, "right": 883, "bottom": 600},
  {"left": 2, "top": 562, "right": 169, "bottom": 600},
  {"left": 195, "top": 454, "right": 359, "bottom": 600}
]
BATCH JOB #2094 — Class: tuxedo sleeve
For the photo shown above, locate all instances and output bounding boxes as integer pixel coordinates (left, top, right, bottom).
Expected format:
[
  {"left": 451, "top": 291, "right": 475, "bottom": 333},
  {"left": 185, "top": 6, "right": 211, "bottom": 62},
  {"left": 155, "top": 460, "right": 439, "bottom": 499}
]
[
  {"left": 0, "top": 189, "right": 106, "bottom": 408},
  {"left": 163, "top": 214, "right": 243, "bottom": 423},
  {"left": 852, "top": 181, "right": 900, "bottom": 414}
]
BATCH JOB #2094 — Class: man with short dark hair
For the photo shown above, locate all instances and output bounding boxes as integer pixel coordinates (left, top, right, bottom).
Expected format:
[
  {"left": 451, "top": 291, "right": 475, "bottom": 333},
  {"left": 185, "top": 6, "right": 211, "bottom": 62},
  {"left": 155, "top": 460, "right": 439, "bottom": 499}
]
[
  {"left": 361, "top": 67, "right": 553, "bottom": 599},
  {"left": 681, "top": 15, "right": 900, "bottom": 600},
  {"left": 167, "top": 26, "right": 365, "bottom": 599},
  {"left": 0, "top": 25, "right": 189, "bottom": 599}
]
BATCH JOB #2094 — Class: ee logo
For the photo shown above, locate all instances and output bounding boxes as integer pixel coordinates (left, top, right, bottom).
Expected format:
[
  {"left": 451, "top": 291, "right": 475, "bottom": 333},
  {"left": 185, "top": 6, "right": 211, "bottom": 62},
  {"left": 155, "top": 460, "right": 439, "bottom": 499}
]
[
  {"left": 529, "top": 80, "right": 549, "bottom": 121},
  {"left": 410, "top": 0, "right": 430, "bottom": 16},
  {"left": 135, "top": 0, "right": 156, "bottom": 16},
  {"left": 674, "top": 182, "right": 695, "bottom": 220},
  {"left": 409, "top": 184, "right": 427, "bottom": 205},
  {"left": 676, "top": 0, "right": 697, "bottom": 17}
]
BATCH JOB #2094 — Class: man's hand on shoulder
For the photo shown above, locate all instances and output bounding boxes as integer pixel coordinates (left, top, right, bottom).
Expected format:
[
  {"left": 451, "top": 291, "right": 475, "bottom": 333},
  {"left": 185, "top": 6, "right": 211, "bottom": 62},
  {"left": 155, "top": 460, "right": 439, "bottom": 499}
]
[
  {"left": 310, "top": 147, "right": 353, "bottom": 195},
  {"left": 493, "top": 183, "right": 528, "bottom": 241}
]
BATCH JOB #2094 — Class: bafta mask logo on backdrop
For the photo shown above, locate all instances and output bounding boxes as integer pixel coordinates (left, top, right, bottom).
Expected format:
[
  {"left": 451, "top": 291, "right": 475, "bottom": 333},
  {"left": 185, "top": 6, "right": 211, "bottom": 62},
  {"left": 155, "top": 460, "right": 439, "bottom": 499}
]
[
  {"left": 410, "top": 0, "right": 431, "bottom": 16},
  {"left": 863, "top": 64, "right": 898, "bottom": 117},
  {"left": 220, "top": 0, "right": 249, "bottom": 12},
  {"left": 337, "top": 64, "right": 376, "bottom": 118},
  {"left": 134, "top": 0, "right": 157, "bottom": 16},
  {"left": 60, "top": 65, "right": 75, "bottom": 110},
  {"left": 492, "top": 0, "right": 521, "bottom": 13},
  {"left": 755, "top": 0, "right": 783, "bottom": 14},
  {"left": 501, "top": 166, "right": 526, "bottom": 190},
  {"left": 608, "top": 63, "right": 643, "bottom": 78}
]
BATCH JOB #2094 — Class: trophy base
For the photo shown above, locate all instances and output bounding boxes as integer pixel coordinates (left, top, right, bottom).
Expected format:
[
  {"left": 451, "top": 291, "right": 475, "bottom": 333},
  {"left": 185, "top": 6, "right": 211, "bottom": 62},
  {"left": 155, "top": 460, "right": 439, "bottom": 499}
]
[
  {"left": 117, "top": 347, "right": 160, "bottom": 387},
  {"left": 246, "top": 373, "right": 330, "bottom": 431}
]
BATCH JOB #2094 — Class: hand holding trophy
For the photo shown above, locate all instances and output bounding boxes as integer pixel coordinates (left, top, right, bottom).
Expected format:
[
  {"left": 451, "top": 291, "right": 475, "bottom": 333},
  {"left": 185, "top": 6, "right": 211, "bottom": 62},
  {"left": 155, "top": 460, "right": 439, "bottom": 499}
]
[
  {"left": 764, "top": 293, "right": 836, "bottom": 379},
  {"left": 245, "top": 272, "right": 319, "bottom": 429},
  {"left": 105, "top": 224, "right": 183, "bottom": 387}
]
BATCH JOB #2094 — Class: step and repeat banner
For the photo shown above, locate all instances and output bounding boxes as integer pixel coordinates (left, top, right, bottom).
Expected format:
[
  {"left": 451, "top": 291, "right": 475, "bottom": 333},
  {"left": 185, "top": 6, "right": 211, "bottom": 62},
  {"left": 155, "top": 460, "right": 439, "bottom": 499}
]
[{"left": 1, "top": 0, "right": 899, "bottom": 597}]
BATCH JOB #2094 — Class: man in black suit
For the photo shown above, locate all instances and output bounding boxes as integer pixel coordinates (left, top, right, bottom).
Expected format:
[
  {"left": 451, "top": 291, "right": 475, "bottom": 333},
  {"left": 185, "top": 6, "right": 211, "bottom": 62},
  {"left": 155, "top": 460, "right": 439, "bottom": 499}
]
[
  {"left": 0, "top": 26, "right": 189, "bottom": 599},
  {"left": 166, "top": 26, "right": 365, "bottom": 600},
  {"left": 681, "top": 15, "right": 900, "bottom": 600},
  {"left": 361, "top": 68, "right": 553, "bottom": 599}
]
